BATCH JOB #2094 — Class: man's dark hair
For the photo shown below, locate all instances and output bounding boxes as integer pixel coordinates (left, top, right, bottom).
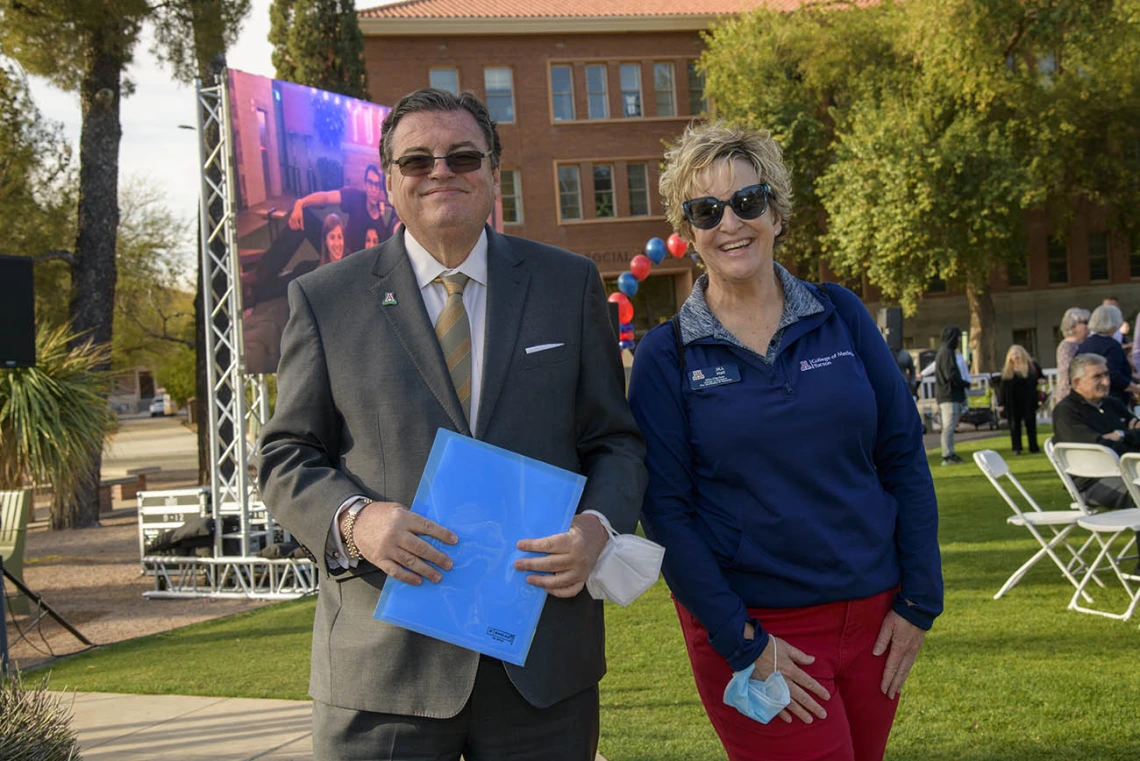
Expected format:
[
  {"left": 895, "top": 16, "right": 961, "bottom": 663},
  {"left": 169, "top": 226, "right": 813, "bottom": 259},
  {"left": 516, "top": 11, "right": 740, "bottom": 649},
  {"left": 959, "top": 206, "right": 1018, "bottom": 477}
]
[
  {"left": 380, "top": 88, "right": 502, "bottom": 172},
  {"left": 364, "top": 163, "right": 382, "bottom": 183}
]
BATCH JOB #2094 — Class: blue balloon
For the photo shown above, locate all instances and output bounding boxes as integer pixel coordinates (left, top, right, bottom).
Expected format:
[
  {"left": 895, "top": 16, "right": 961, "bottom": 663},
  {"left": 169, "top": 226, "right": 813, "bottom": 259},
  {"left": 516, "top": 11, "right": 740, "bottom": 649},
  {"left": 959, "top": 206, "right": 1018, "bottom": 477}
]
[
  {"left": 619, "top": 339, "right": 636, "bottom": 350},
  {"left": 619, "top": 322, "right": 634, "bottom": 333},
  {"left": 617, "top": 272, "right": 639, "bottom": 297},
  {"left": 645, "top": 237, "right": 667, "bottom": 264}
]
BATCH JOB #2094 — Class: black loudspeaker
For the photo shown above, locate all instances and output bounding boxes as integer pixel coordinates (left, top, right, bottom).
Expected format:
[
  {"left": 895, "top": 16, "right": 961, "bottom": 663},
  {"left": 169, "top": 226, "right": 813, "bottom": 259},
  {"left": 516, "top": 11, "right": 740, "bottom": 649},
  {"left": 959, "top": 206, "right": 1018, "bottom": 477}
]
[
  {"left": 607, "top": 301, "right": 620, "bottom": 340},
  {"left": 0, "top": 255, "right": 35, "bottom": 368},
  {"left": 877, "top": 306, "right": 903, "bottom": 353}
]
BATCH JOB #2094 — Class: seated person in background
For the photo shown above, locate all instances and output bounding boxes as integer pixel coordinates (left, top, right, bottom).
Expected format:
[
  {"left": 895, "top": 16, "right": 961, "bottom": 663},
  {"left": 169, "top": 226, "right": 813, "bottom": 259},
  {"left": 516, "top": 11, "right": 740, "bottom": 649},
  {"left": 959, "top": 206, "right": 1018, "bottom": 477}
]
[{"left": 1052, "top": 353, "right": 1140, "bottom": 511}]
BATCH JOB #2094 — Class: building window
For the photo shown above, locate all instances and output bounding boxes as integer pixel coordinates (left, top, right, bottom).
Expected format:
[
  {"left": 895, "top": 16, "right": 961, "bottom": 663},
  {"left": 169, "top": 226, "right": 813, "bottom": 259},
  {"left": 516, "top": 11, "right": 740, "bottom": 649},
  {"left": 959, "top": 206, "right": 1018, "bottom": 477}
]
[
  {"left": 558, "top": 166, "right": 582, "bottom": 221},
  {"left": 1047, "top": 236, "right": 1068, "bottom": 284},
  {"left": 654, "top": 63, "right": 675, "bottom": 117},
  {"left": 501, "top": 170, "right": 522, "bottom": 224},
  {"left": 484, "top": 67, "right": 515, "bottom": 123},
  {"left": 586, "top": 65, "right": 608, "bottom": 119},
  {"left": 429, "top": 68, "right": 459, "bottom": 94},
  {"left": 1088, "top": 231, "right": 1110, "bottom": 282},
  {"left": 687, "top": 61, "right": 706, "bottom": 115},
  {"left": 619, "top": 64, "right": 642, "bottom": 118},
  {"left": 550, "top": 65, "right": 574, "bottom": 122},
  {"left": 1007, "top": 253, "right": 1028, "bottom": 287},
  {"left": 927, "top": 275, "right": 947, "bottom": 293},
  {"left": 628, "top": 163, "right": 649, "bottom": 216},
  {"left": 594, "top": 164, "right": 615, "bottom": 218},
  {"left": 1012, "top": 327, "right": 1037, "bottom": 359}
]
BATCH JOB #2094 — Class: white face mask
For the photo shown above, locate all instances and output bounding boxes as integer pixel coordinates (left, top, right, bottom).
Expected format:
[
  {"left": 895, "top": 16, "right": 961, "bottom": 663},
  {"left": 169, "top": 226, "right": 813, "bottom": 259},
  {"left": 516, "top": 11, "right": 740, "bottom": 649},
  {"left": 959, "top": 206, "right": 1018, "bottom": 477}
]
[{"left": 581, "top": 510, "right": 665, "bottom": 607}]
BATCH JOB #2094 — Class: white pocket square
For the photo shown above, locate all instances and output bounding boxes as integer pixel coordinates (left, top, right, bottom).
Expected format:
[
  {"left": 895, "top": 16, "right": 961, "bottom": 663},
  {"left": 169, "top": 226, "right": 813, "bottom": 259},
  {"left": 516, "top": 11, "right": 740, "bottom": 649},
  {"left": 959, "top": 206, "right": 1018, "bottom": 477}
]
[{"left": 525, "top": 343, "right": 565, "bottom": 355}]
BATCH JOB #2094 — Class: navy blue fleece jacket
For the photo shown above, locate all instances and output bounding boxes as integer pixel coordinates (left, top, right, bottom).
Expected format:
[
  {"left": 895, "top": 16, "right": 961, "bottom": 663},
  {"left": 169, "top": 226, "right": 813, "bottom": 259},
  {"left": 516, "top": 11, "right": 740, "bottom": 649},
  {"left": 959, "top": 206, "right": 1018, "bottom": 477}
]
[{"left": 628, "top": 277, "right": 943, "bottom": 671}]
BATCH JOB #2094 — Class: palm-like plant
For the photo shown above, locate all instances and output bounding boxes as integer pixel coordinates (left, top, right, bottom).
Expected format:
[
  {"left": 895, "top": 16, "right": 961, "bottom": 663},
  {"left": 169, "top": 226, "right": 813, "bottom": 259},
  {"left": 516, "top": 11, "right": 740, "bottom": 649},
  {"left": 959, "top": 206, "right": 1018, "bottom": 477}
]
[{"left": 0, "top": 324, "right": 114, "bottom": 528}]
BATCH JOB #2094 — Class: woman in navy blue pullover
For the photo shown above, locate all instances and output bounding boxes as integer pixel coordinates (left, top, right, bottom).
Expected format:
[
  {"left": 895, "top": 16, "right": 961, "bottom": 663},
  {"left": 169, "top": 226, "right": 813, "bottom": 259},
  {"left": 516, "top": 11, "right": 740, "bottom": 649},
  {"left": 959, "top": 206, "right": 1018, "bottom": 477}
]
[
  {"left": 1077, "top": 304, "right": 1139, "bottom": 407},
  {"left": 628, "top": 122, "right": 943, "bottom": 761}
]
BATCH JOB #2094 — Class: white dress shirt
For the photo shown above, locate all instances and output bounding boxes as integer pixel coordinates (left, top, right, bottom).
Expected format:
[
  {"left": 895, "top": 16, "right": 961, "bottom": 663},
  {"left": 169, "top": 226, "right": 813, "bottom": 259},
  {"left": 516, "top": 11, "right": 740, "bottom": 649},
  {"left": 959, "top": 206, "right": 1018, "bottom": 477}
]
[{"left": 327, "top": 229, "right": 490, "bottom": 568}]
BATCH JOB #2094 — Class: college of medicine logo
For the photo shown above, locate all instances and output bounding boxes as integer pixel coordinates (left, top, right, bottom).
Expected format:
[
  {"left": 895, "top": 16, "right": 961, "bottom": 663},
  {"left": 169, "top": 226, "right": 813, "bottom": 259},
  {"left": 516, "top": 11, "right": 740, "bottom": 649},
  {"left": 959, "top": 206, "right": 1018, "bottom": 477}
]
[
  {"left": 691, "top": 369, "right": 705, "bottom": 381},
  {"left": 800, "top": 360, "right": 811, "bottom": 371}
]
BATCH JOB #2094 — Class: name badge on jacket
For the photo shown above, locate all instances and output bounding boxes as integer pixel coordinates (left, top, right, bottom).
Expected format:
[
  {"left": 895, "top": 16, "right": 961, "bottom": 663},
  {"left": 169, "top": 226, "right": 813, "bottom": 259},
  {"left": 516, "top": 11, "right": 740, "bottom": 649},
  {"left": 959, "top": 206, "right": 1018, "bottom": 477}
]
[{"left": 689, "top": 363, "right": 741, "bottom": 390}]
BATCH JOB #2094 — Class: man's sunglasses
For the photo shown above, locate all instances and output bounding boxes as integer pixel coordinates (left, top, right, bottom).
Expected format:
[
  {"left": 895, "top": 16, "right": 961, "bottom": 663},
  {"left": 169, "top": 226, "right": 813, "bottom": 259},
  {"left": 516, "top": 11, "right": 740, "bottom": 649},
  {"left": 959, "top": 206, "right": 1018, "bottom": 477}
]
[
  {"left": 394, "top": 150, "right": 487, "bottom": 177},
  {"left": 682, "top": 183, "right": 771, "bottom": 230}
]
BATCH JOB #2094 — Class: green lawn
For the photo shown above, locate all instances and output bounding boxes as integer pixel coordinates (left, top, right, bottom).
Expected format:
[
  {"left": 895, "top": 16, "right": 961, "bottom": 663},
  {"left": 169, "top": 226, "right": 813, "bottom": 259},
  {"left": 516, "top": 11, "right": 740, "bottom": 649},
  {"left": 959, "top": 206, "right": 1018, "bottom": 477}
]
[{"left": 42, "top": 428, "right": 1140, "bottom": 759}]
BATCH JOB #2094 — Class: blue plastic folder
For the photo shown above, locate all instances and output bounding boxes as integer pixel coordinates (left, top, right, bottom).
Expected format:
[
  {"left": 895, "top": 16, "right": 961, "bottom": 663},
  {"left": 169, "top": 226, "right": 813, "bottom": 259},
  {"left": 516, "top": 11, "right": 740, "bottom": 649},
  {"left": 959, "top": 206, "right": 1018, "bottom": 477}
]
[{"left": 373, "top": 429, "right": 586, "bottom": 666}]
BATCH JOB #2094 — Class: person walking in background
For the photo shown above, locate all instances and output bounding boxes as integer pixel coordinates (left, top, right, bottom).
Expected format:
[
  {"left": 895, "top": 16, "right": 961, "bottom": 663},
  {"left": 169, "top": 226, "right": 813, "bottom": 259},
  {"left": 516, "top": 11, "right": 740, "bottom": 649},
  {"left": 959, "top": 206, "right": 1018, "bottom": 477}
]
[
  {"left": 935, "top": 326, "right": 970, "bottom": 465},
  {"left": 997, "top": 345, "right": 1041, "bottom": 456},
  {"left": 1053, "top": 307, "right": 1090, "bottom": 407},
  {"left": 629, "top": 121, "right": 942, "bottom": 761},
  {"left": 1077, "top": 304, "right": 1139, "bottom": 407}
]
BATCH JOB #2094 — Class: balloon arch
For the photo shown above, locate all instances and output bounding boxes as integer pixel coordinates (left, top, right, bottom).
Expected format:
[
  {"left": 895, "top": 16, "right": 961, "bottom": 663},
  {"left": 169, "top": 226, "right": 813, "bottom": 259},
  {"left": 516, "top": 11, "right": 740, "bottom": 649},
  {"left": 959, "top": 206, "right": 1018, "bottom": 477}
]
[{"left": 607, "top": 233, "right": 689, "bottom": 349}]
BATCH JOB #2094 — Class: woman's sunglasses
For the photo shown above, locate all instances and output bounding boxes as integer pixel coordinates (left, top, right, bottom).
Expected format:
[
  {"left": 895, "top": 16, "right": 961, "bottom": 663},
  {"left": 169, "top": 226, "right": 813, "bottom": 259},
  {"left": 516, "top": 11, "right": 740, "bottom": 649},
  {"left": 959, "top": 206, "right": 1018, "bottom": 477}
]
[
  {"left": 682, "top": 183, "right": 771, "bottom": 230},
  {"left": 394, "top": 150, "right": 487, "bottom": 177}
]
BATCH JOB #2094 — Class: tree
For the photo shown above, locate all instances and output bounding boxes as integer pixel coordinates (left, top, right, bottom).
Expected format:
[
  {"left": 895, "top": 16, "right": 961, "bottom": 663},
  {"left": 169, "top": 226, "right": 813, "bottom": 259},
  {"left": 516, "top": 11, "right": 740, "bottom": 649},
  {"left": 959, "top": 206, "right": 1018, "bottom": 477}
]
[
  {"left": 702, "top": 0, "right": 1140, "bottom": 372},
  {"left": 1, "top": 0, "right": 150, "bottom": 526},
  {"left": 112, "top": 178, "right": 195, "bottom": 402},
  {"left": 0, "top": 58, "right": 75, "bottom": 328},
  {"left": 699, "top": 1, "right": 903, "bottom": 273},
  {"left": 149, "top": 0, "right": 251, "bottom": 485},
  {"left": 269, "top": 0, "right": 369, "bottom": 99}
]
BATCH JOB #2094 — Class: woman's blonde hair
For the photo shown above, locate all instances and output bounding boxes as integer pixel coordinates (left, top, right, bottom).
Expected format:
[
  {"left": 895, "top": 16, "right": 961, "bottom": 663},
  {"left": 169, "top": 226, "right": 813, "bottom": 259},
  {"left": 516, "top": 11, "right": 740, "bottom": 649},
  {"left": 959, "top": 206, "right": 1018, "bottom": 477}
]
[
  {"left": 1001, "top": 344, "right": 1031, "bottom": 380},
  {"left": 659, "top": 121, "right": 794, "bottom": 245}
]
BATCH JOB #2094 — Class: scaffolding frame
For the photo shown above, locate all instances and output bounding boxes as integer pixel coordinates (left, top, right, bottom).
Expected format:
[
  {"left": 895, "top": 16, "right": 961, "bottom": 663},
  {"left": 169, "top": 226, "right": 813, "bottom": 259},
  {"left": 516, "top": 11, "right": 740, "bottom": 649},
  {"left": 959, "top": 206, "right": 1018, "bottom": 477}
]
[{"left": 138, "top": 71, "right": 314, "bottom": 599}]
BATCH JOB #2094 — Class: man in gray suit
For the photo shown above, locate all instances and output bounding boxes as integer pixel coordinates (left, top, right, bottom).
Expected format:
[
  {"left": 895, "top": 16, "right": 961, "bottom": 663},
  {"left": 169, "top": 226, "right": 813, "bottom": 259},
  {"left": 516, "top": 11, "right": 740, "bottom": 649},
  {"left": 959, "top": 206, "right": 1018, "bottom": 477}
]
[{"left": 258, "top": 88, "right": 647, "bottom": 760}]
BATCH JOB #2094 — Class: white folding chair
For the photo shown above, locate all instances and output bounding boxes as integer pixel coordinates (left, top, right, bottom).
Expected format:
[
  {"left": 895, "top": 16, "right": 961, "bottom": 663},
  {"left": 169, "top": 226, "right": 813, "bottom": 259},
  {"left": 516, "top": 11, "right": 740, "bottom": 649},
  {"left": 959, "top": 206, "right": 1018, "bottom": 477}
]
[
  {"left": 1044, "top": 437, "right": 1086, "bottom": 512},
  {"left": 972, "top": 450, "right": 1097, "bottom": 601},
  {"left": 1050, "top": 444, "right": 1140, "bottom": 621}
]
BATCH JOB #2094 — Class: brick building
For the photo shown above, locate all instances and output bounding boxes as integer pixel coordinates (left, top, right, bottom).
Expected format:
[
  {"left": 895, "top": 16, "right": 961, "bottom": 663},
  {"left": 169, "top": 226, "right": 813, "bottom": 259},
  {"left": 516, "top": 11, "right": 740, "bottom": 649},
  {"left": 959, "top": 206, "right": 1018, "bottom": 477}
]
[{"left": 358, "top": 0, "right": 1140, "bottom": 366}]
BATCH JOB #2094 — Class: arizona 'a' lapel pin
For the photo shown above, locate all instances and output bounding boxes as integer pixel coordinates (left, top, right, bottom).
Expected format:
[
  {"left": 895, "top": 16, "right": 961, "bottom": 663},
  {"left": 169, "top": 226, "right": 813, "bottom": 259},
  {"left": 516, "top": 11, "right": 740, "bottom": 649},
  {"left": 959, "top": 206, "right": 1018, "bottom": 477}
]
[{"left": 382, "top": 292, "right": 398, "bottom": 306}]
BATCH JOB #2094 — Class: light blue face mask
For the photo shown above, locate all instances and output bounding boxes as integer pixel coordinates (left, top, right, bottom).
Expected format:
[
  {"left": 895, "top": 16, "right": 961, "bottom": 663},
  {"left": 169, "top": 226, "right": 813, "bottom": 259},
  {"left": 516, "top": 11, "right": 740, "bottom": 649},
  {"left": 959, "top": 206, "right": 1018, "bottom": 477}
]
[{"left": 723, "top": 642, "right": 792, "bottom": 724}]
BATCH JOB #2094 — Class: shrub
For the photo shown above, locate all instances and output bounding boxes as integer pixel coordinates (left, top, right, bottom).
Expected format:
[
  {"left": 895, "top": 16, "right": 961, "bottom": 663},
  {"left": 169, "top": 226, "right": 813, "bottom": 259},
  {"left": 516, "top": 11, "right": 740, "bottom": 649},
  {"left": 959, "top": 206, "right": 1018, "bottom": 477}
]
[{"left": 0, "top": 670, "right": 81, "bottom": 760}]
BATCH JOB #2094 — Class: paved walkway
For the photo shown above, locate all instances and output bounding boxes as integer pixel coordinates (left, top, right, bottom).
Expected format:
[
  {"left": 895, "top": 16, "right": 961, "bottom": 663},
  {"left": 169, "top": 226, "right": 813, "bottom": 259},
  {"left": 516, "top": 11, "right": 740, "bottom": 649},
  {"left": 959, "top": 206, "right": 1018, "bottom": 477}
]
[{"left": 57, "top": 692, "right": 608, "bottom": 761}]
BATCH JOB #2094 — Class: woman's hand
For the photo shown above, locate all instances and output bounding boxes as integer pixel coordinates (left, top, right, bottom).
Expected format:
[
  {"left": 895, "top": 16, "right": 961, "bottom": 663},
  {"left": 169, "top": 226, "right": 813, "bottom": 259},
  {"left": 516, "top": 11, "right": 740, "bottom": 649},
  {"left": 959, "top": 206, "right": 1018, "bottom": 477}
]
[
  {"left": 750, "top": 633, "right": 831, "bottom": 724},
  {"left": 872, "top": 610, "right": 926, "bottom": 699}
]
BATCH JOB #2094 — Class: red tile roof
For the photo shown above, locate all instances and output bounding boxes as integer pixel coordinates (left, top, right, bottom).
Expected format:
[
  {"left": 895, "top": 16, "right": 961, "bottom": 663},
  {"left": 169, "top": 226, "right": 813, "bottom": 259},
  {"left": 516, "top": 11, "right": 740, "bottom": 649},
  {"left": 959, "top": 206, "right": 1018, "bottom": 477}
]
[{"left": 358, "top": 0, "right": 857, "bottom": 19}]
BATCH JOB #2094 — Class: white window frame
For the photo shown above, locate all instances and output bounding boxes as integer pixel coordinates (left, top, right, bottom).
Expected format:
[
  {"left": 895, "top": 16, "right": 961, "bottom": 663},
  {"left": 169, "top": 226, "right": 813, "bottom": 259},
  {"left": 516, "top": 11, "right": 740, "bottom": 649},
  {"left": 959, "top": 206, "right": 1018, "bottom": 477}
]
[
  {"left": 654, "top": 62, "right": 675, "bottom": 117},
  {"left": 429, "top": 67, "right": 459, "bottom": 94},
  {"left": 550, "top": 64, "right": 575, "bottom": 122},
  {"left": 484, "top": 67, "right": 516, "bottom": 123},
  {"left": 558, "top": 165, "right": 582, "bottom": 221},
  {"left": 501, "top": 169, "right": 523, "bottom": 224},
  {"left": 620, "top": 64, "right": 642, "bottom": 118},
  {"left": 586, "top": 64, "right": 609, "bottom": 120}
]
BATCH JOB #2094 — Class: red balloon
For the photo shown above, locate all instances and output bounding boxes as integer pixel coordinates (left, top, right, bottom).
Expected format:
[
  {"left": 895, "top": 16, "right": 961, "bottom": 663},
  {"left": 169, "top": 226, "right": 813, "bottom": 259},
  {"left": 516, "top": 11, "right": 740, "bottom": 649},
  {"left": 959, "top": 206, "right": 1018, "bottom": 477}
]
[
  {"left": 620, "top": 329, "right": 635, "bottom": 342},
  {"left": 667, "top": 233, "right": 688, "bottom": 258},
  {"left": 629, "top": 255, "right": 652, "bottom": 280},
  {"left": 608, "top": 292, "right": 634, "bottom": 324}
]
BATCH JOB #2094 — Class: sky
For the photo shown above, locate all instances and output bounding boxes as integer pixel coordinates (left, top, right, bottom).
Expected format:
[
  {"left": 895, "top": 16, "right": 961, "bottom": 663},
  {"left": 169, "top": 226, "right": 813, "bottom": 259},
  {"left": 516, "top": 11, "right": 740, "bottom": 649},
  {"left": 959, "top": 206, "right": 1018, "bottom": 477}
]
[{"left": 27, "top": 0, "right": 278, "bottom": 264}]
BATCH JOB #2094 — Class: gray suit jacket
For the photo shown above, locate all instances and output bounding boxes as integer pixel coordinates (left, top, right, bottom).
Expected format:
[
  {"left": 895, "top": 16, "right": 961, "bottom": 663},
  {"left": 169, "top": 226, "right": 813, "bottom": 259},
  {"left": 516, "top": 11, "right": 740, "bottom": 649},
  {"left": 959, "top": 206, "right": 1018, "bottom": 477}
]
[{"left": 258, "top": 228, "right": 647, "bottom": 717}]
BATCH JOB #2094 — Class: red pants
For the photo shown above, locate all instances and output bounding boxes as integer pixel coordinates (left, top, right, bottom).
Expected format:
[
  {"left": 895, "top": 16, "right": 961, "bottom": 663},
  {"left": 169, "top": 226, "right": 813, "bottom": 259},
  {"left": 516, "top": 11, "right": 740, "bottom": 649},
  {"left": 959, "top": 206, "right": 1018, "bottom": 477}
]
[{"left": 675, "top": 589, "right": 899, "bottom": 761}]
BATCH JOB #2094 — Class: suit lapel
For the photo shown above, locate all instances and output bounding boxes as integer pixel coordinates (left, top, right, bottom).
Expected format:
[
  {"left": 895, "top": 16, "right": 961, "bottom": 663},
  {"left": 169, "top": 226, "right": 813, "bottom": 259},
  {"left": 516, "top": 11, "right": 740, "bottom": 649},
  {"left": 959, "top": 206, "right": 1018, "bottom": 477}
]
[
  {"left": 369, "top": 236, "right": 471, "bottom": 436},
  {"left": 475, "top": 230, "right": 529, "bottom": 438}
]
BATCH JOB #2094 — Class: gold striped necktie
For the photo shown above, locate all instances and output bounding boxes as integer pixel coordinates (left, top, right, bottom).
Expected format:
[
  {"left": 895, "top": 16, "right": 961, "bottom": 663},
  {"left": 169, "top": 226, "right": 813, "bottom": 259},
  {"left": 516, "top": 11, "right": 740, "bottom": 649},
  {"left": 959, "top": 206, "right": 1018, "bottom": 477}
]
[{"left": 434, "top": 273, "right": 472, "bottom": 422}]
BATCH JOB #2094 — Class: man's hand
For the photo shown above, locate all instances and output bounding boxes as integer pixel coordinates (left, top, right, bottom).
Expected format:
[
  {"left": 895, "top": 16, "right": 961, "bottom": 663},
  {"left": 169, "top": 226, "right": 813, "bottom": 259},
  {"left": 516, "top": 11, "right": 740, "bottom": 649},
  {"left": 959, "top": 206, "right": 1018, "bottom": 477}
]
[
  {"left": 748, "top": 631, "right": 830, "bottom": 725},
  {"left": 288, "top": 201, "right": 306, "bottom": 230},
  {"left": 1104, "top": 431, "right": 1125, "bottom": 442},
  {"left": 873, "top": 610, "right": 926, "bottom": 699},
  {"left": 348, "top": 501, "right": 457, "bottom": 585},
  {"left": 514, "top": 513, "right": 609, "bottom": 598}
]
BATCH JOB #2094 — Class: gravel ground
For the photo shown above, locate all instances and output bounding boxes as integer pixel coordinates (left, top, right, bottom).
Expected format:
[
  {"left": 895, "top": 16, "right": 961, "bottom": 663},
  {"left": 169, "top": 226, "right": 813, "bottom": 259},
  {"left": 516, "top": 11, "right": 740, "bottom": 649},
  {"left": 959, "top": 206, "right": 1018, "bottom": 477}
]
[{"left": 6, "top": 472, "right": 271, "bottom": 672}]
